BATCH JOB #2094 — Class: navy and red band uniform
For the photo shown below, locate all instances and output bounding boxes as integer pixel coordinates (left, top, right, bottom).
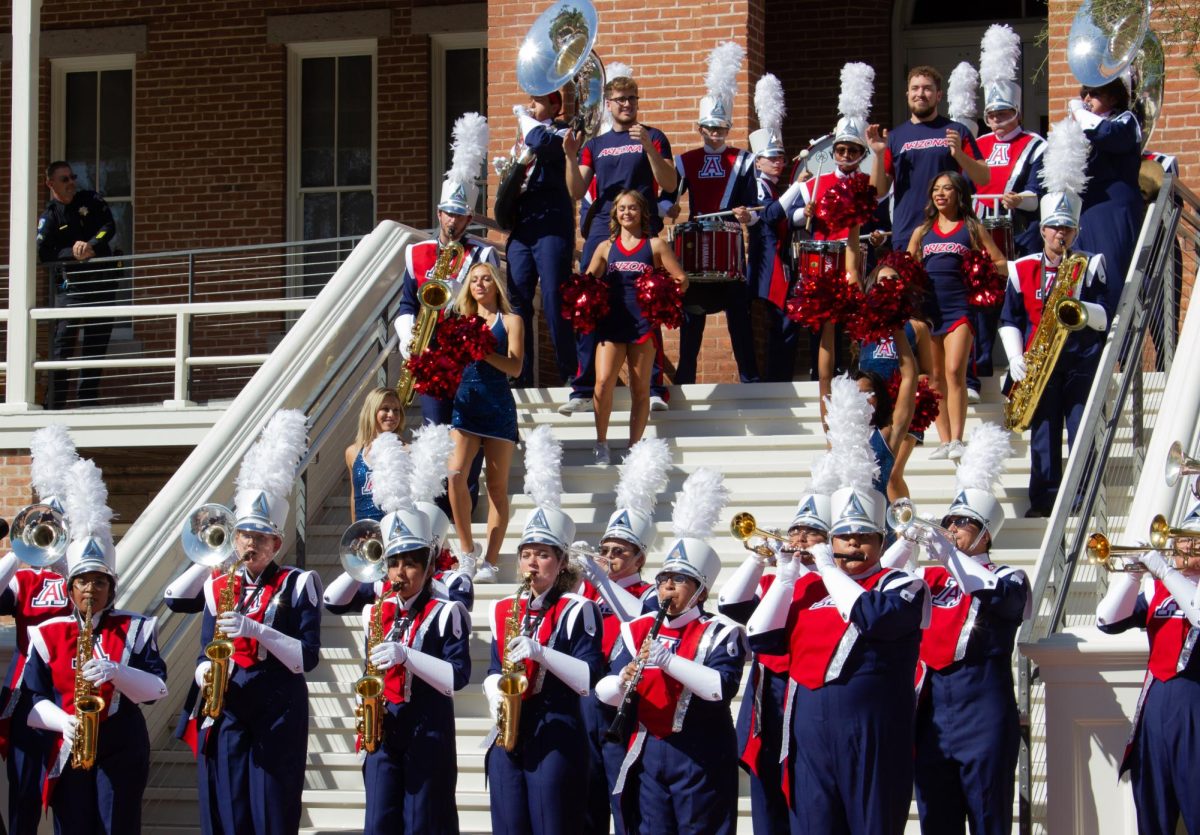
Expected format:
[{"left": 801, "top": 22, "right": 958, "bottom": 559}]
[
  {"left": 886, "top": 117, "right": 982, "bottom": 252},
  {"left": 1098, "top": 574, "right": 1200, "bottom": 832},
  {"left": 324, "top": 572, "right": 474, "bottom": 622},
  {"left": 672, "top": 145, "right": 761, "bottom": 385},
  {"left": 180, "top": 563, "right": 322, "bottom": 835},
  {"left": 719, "top": 570, "right": 792, "bottom": 835},
  {"left": 1, "top": 564, "right": 73, "bottom": 834},
  {"left": 751, "top": 171, "right": 803, "bottom": 382},
  {"left": 573, "top": 127, "right": 673, "bottom": 405},
  {"left": 485, "top": 588, "right": 603, "bottom": 835},
  {"left": 24, "top": 608, "right": 166, "bottom": 833},
  {"left": 507, "top": 116, "right": 578, "bottom": 387},
  {"left": 921, "top": 219, "right": 977, "bottom": 336},
  {"left": 749, "top": 564, "right": 928, "bottom": 834},
  {"left": 1000, "top": 250, "right": 1109, "bottom": 511},
  {"left": 972, "top": 127, "right": 1046, "bottom": 257},
  {"left": 913, "top": 551, "right": 1031, "bottom": 834},
  {"left": 597, "top": 236, "right": 656, "bottom": 345},
  {"left": 1073, "top": 109, "right": 1145, "bottom": 313},
  {"left": 359, "top": 588, "right": 471, "bottom": 834},
  {"left": 608, "top": 607, "right": 747, "bottom": 835}
]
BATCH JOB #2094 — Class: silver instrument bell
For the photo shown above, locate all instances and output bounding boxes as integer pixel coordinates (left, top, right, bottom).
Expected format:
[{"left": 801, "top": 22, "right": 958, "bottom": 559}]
[
  {"left": 182, "top": 503, "right": 236, "bottom": 567},
  {"left": 516, "top": 0, "right": 606, "bottom": 141},
  {"left": 340, "top": 519, "right": 386, "bottom": 583},
  {"left": 10, "top": 503, "right": 69, "bottom": 567}
]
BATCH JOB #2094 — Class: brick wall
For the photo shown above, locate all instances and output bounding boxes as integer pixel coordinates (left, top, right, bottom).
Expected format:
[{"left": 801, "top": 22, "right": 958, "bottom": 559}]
[{"left": 0, "top": 455, "right": 35, "bottom": 547}]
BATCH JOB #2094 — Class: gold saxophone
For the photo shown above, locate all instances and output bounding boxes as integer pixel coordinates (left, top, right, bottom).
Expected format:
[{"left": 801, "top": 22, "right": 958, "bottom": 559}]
[
  {"left": 72, "top": 598, "right": 105, "bottom": 770},
  {"left": 1004, "top": 252, "right": 1091, "bottom": 432},
  {"left": 201, "top": 559, "right": 239, "bottom": 719},
  {"left": 394, "top": 241, "right": 463, "bottom": 406},
  {"left": 355, "top": 582, "right": 396, "bottom": 754},
  {"left": 496, "top": 572, "right": 533, "bottom": 753}
]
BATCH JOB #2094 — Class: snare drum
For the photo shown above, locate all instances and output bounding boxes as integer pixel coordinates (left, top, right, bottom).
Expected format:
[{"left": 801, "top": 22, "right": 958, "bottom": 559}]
[
  {"left": 793, "top": 239, "right": 850, "bottom": 281},
  {"left": 983, "top": 216, "right": 1016, "bottom": 260},
  {"left": 670, "top": 220, "right": 745, "bottom": 283}
]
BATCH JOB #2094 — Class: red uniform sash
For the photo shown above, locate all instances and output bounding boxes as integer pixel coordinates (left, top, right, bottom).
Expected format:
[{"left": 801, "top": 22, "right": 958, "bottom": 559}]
[
  {"left": 35, "top": 612, "right": 137, "bottom": 721},
  {"left": 368, "top": 595, "right": 442, "bottom": 704},
  {"left": 974, "top": 131, "right": 1039, "bottom": 199},
  {"left": 210, "top": 567, "right": 295, "bottom": 668},
  {"left": 1146, "top": 579, "right": 1198, "bottom": 682},
  {"left": 919, "top": 564, "right": 988, "bottom": 671},
  {"left": 786, "top": 569, "right": 892, "bottom": 689},
  {"left": 679, "top": 147, "right": 749, "bottom": 215},
  {"left": 628, "top": 614, "right": 708, "bottom": 739},
  {"left": 492, "top": 594, "right": 573, "bottom": 699}
]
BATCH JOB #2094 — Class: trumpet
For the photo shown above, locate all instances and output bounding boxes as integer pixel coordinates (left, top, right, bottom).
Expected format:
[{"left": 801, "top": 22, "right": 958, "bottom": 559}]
[
  {"left": 1165, "top": 441, "right": 1200, "bottom": 500},
  {"left": 1149, "top": 513, "right": 1200, "bottom": 552},
  {"left": 10, "top": 503, "right": 69, "bottom": 567},
  {"left": 886, "top": 499, "right": 952, "bottom": 545},
  {"left": 1084, "top": 533, "right": 1153, "bottom": 573},
  {"left": 730, "top": 512, "right": 788, "bottom": 560}
]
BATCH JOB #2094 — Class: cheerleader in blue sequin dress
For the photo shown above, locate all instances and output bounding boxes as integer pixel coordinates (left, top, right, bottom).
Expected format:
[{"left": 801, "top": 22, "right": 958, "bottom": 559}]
[{"left": 344, "top": 386, "right": 403, "bottom": 522}]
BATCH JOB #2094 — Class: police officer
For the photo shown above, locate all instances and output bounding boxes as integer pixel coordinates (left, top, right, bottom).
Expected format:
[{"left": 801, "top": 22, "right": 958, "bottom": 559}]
[{"left": 36, "top": 161, "right": 118, "bottom": 408}]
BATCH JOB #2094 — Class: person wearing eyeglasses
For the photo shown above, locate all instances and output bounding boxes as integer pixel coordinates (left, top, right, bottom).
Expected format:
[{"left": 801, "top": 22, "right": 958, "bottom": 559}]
[
  {"left": 562, "top": 72, "right": 676, "bottom": 416},
  {"left": 36, "top": 161, "right": 119, "bottom": 409}
]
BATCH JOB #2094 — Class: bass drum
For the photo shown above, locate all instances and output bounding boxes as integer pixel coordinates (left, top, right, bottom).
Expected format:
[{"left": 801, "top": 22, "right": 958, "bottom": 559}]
[{"left": 789, "top": 133, "right": 878, "bottom": 185}]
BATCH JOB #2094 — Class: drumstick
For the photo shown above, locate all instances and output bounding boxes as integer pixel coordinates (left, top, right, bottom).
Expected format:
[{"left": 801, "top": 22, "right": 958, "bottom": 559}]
[{"left": 692, "top": 206, "right": 764, "bottom": 221}]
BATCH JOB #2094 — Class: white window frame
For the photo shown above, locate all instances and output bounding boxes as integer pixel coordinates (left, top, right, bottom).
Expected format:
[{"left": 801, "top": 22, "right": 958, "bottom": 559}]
[
  {"left": 286, "top": 39, "right": 378, "bottom": 245},
  {"left": 430, "top": 32, "right": 486, "bottom": 221}
]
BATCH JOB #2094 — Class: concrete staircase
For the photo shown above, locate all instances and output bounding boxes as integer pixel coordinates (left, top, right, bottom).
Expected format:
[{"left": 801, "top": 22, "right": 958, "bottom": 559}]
[{"left": 139, "top": 380, "right": 1051, "bottom": 834}]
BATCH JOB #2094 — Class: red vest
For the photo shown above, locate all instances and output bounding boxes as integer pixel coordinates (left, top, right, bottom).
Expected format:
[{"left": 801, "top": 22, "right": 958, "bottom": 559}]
[
  {"left": 33, "top": 611, "right": 139, "bottom": 721},
  {"left": 678, "top": 146, "right": 751, "bottom": 215},
  {"left": 491, "top": 594, "right": 574, "bottom": 699},
  {"left": 6, "top": 569, "right": 72, "bottom": 686},
  {"left": 1009, "top": 254, "right": 1058, "bottom": 347},
  {"left": 408, "top": 238, "right": 490, "bottom": 289},
  {"left": 209, "top": 567, "right": 296, "bottom": 668},
  {"left": 1145, "top": 579, "right": 1199, "bottom": 682},
  {"left": 786, "top": 568, "right": 894, "bottom": 689},
  {"left": 974, "top": 131, "right": 1041, "bottom": 197},
  {"left": 919, "top": 563, "right": 992, "bottom": 670},
  {"left": 627, "top": 613, "right": 709, "bottom": 739},
  {"left": 580, "top": 578, "right": 654, "bottom": 658},
  {"left": 367, "top": 594, "right": 443, "bottom": 704}
]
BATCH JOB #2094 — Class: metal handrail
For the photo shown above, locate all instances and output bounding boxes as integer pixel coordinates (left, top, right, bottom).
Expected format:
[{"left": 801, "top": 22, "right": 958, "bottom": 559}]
[{"left": 1016, "top": 175, "right": 1198, "bottom": 833}]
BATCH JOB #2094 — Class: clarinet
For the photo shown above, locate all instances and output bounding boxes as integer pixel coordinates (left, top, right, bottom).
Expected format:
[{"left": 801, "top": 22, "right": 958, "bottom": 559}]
[{"left": 604, "top": 601, "right": 670, "bottom": 743}]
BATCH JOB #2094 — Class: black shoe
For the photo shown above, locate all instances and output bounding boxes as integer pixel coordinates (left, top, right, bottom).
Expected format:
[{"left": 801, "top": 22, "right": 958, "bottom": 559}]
[{"left": 1024, "top": 506, "right": 1051, "bottom": 518}]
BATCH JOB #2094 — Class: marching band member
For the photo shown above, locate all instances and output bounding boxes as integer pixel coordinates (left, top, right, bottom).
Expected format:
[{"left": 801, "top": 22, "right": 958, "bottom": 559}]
[
  {"left": 574, "top": 437, "right": 671, "bottom": 834},
  {"left": 563, "top": 69, "right": 676, "bottom": 416},
  {"left": 1096, "top": 501, "right": 1200, "bottom": 834},
  {"left": 718, "top": 473, "right": 835, "bottom": 835},
  {"left": 596, "top": 468, "right": 746, "bottom": 835},
  {"left": 970, "top": 25, "right": 1046, "bottom": 403},
  {"left": 179, "top": 410, "right": 322, "bottom": 835},
  {"left": 907, "top": 171, "right": 1007, "bottom": 462},
  {"left": 1069, "top": 76, "right": 1146, "bottom": 313},
  {"left": 869, "top": 65, "right": 988, "bottom": 254},
  {"left": 507, "top": 91, "right": 579, "bottom": 388},
  {"left": 0, "top": 426, "right": 76, "bottom": 835},
  {"left": 483, "top": 426, "right": 603, "bottom": 835},
  {"left": 883, "top": 424, "right": 1030, "bottom": 834},
  {"left": 395, "top": 112, "right": 497, "bottom": 524},
  {"left": 672, "top": 42, "right": 760, "bottom": 386},
  {"left": 24, "top": 457, "right": 167, "bottom": 834},
  {"left": 348, "top": 431, "right": 471, "bottom": 834},
  {"left": 346, "top": 387, "right": 404, "bottom": 523},
  {"left": 585, "top": 190, "right": 687, "bottom": 465},
  {"left": 999, "top": 118, "right": 1110, "bottom": 517},
  {"left": 747, "top": 375, "right": 929, "bottom": 834}
]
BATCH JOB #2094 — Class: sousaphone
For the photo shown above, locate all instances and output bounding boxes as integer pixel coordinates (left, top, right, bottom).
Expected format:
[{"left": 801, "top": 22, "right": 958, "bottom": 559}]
[{"left": 517, "top": 0, "right": 606, "bottom": 140}]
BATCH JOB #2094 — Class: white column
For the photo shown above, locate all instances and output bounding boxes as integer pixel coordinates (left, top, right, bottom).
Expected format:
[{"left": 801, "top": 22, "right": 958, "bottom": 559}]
[{"left": 5, "top": 0, "right": 42, "bottom": 411}]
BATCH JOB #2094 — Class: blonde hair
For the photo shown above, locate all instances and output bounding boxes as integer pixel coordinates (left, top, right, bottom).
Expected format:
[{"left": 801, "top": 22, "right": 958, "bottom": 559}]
[
  {"left": 454, "top": 262, "right": 514, "bottom": 318},
  {"left": 355, "top": 387, "right": 402, "bottom": 451}
]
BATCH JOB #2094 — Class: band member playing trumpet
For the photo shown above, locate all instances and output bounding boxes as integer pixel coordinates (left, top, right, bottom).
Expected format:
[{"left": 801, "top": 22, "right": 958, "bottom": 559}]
[
  {"left": 23, "top": 458, "right": 167, "bottom": 834},
  {"left": 179, "top": 411, "right": 322, "bottom": 835},
  {"left": 595, "top": 468, "right": 746, "bottom": 835},
  {"left": 484, "top": 427, "right": 603, "bottom": 835},
  {"left": 1096, "top": 503, "right": 1200, "bottom": 834},
  {"left": 0, "top": 426, "right": 76, "bottom": 835}
]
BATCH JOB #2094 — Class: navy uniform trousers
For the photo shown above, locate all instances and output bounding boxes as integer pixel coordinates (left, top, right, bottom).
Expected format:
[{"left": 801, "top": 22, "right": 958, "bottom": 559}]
[
  {"left": 619, "top": 729, "right": 739, "bottom": 835},
  {"left": 507, "top": 231, "right": 577, "bottom": 387},
  {"left": 581, "top": 692, "right": 626, "bottom": 834},
  {"left": 1128, "top": 674, "right": 1200, "bottom": 834},
  {"left": 737, "top": 665, "right": 790, "bottom": 835},
  {"left": 363, "top": 700, "right": 460, "bottom": 834},
  {"left": 51, "top": 706, "right": 150, "bottom": 835},
  {"left": 6, "top": 699, "right": 45, "bottom": 835},
  {"left": 1028, "top": 352, "right": 1098, "bottom": 511}
]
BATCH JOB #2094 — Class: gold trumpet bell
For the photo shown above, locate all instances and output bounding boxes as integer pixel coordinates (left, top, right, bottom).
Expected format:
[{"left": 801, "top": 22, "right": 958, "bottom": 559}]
[
  {"left": 729, "top": 512, "right": 788, "bottom": 557},
  {"left": 1149, "top": 514, "right": 1200, "bottom": 552},
  {"left": 1084, "top": 532, "right": 1149, "bottom": 572}
]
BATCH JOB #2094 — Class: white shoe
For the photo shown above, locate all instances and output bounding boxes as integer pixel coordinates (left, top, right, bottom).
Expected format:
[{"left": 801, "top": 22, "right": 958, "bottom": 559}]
[
  {"left": 558, "top": 398, "right": 594, "bottom": 416},
  {"left": 967, "top": 388, "right": 981, "bottom": 404},
  {"left": 456, "top": 543, "right": 482, "bottom": 579},
  {"left": 650, "top": 395, "right": 669, "bottom": 412},
  {"left": 473, "top": 561, "right": 499, "bottom": 583},
  {"left": 947, "top": 440, "right": 967, "bottom": 461},
  {"left": 593, "top": 442, "right": 611, "bottom": 465},
  {"left": 930, "top": 443, "right": 952, "bottom": 460}
]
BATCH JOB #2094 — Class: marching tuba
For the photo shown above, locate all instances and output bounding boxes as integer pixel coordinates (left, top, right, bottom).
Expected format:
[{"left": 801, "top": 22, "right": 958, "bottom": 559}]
[
  {"left": 516, "top": 0, "right": 606, "bottom": 140},
  {"left": 394, "top": 242, "right": 461, "bottom": 407}
]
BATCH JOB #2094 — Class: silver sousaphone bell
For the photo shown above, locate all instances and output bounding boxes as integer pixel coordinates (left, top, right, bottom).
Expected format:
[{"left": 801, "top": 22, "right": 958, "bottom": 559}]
[
  {"left": 1165, "top": 440, "right": 1200, "bottom": 500},
  {"left": 10, "top": 503, "right": 69, "bottom": 567},
  {"left": 339, "top": 519, "right": 386, "bottom": 583},
  {"left": 182, "top": 503, "right": 236, "bottom": 567},
  {"left": 517, "top": 0, "right": 606, "bottom": 140}
]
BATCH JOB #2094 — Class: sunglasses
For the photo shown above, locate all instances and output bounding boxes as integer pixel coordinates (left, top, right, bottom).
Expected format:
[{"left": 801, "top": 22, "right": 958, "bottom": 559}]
[
  {"left": 943, "top": 515, "right": 981, "bottom": 530},
  {"left": 655, "top": 571, "right": 694, "bottom": 586},
  {"left": 599, "top": 545, "right": 632, "bottom": 557}
]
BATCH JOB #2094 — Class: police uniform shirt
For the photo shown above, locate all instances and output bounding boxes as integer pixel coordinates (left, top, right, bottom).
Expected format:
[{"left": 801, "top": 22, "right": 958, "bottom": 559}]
[{"left": 37, "top": 190, "right": 116, "bottom": 267}]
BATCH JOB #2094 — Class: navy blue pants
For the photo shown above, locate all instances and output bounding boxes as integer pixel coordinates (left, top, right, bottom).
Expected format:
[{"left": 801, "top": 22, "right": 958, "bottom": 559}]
[
  {"left": 50, "top": 707, "right": 149, "bottom": 835},
  {"left": 419, "top": 392, "right": 483, "bottom": 516},
  {"left": 507, "top": 232, "right": 577, "bottom": 387},
  {"left": 676, "top": 281, "right": 760, "bottom": 384},
  {"left": 581, "top": 693, "right": 623, "bottom": 834},
  {"left": 7, "top": 700, "right": 45, "bottom": 835},
  {"left": 363, "top": 703, "right": 459, "bottom": 834},
  {"left": 788, "top": 674, "right": 916, "bottom": 835},
  {"left": 914, "top": 661, "right": 1020, "bottom": 835},
  {"left": 619, "top": 732, "right": 738, "bottom": 835},
  {"left": 1028, "top": 354, "right": 1098, "bottom": 511},
  {"left": 486, "top": 710, "right": 590, "bottom": 835},
  {"left": 1129, "top": 675, "right": 1200, "bottom": 835},
  {"left": 967, "top": 307, "right": 999, "bottom": 393},
  {"left": 736, "top": 665, "right": 790, "bottom": 835},
  {"left": 764, "top": 303, "right": 801, "bottom": 383}
]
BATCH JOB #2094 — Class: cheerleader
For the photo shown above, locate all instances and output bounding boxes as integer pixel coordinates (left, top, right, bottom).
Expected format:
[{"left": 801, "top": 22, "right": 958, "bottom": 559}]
[
  {"left": 484, "top": 427, "right": 603, "bottom": 835},
  {"left": 24, "top": 458, "right": 168, "bottom": 834},
  {"left": 584, "top": 189, "right": 686, "bottom": 465},
  {"left": 1096, "top": 503, "right": 1200, "bottom": 834},
  {"left": 907, "top": 171, "right": 1006, "bottom": 461},
  {"left": 595, "top": 468, "right": 746, "bottom": 835},
  {"left": 0, "top": 427, "right": 77, "bottom": 835},
  {"left": 345, "top": 387, "right": 403, "bottom": 523}
]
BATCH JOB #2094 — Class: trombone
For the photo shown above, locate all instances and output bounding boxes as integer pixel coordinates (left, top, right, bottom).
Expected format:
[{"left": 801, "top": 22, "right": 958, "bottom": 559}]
[
  {"left": 729, "top": 512, "right": 788, "bottom": 560},
  {"left": 1165, "top": 440, "right": 1200, "bottom": 500}
]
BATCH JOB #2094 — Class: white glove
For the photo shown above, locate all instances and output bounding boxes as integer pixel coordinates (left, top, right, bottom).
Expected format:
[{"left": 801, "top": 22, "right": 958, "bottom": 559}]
[
  {"left": 646, "top": 640, "right": 672, "bottom": 669},
  {"left": 513, "top": 104, "right": 531, "bottom": 119},
  {"left": 369, "top": 641, "right": 407, "bottom": 670},
  {"left": 810, "top": 543, "right": 837, "bottom": 572},
  {"left": 505, "top": 636, "right": 544, "bottom": 664},
  {"left": 217, "top": 611, "right": 263, "bottom": 640},
  {"left": 396, "top": 313, "right": 416, "bottom": 359},
  {"left": 1081, "top": 300, "right": 1109, "bottom": 331},
  {"left": 1139, "top": 550, "right": 1173, "bottom": 581},
  {"left": 1070, "top": 102, "right": 1104, "bottom": 130},
  {"left": 483, "top": 674, "right": 503, "bottom": 723},
  {"left": 776, "top": 552, "right": 803, "bottom": 585},
  {"left": 194, "top": 660, "right": 212, "bottom": 689},
  {"left": 82, "top": 658, "right": 119, "bottom": 685},
  {"left": 1068, "top": 98, "right": 1085, "bottom": 115},
  {"left": 924, "top": 529, "right": 956, "bottom": 564},
  {"left": 29, "top": 700, "right": 78, "bottom": 745},
  {"left": 1000, "top": 326, "right": 1028, "bottom": 382},
  {"left": 1008, "top": 354, "right": 1028, "bottom": 382}
]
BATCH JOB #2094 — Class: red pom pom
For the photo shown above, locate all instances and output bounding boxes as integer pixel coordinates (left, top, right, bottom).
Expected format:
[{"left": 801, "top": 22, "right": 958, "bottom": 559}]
[
  {"left": 813, "top": 172, "right": 878, "bottom": 231},
  {"left": 435, "top": 547, "right": 456, "bottom": 572},
  {"left": 409, "top": 315, "right": 497, "bottom": 399},
  {"left": 635, "top": 268, "right": 684, "bottom": 330},
  {"left": 886, "top": 373, "right": 942, "bottom": 434},
  {"left": 962, "top": 249, "right": 1005, "bottom": 308},
  {"left": 786, "top": 271, "right": 864, "bottom": 331},
  {"left": 561, "top": 272, "right": 611, "bottom": 334},
  {"left": 844, "top": 251, "right": 930, "bottom": 344}
]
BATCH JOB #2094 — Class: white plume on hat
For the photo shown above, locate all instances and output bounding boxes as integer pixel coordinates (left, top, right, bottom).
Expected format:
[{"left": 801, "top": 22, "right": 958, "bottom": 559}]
[
  {"left": 523, "top": 425, "right": 563, "bottom": 510},
  {"left": 30, "top": 424, "right": 79, "bottom": 503},
  {"left": 956, "top": 424, "right": 1012, "bottom": 494},
  {"left": 1040, "top": 116, "right": 1091, "bottom": 198},
  {"left": 605, "top": 61, "right": 633, "bottom": 83},
  {"left": 948, "top": 61, "right": 980, "bottom": 134},
  {"left": 616, "top": 438, "right": 671, "bottom": 519},
  {"left": 672, "top": 468, "right": 730, "bottom": 541},
  {"left": 368, "top": 432, "right": 415, "bottom": 516},
  {"left": 449, "top": 113, "right": 489, "bottom": 188},
  {"left": 64, "top": 458, "right": 116, "bottom": 579},
  {"left": 805, "top": 449, "right": 841, "bottom": 496},
  {"left": 825, "top": 375, "right": 879, "bottom": 494},
  {"left": 705, "top": 41, "right": 744, "bottom": 105},
  {"left": 980, "top": 24, "right": 1022, "bottom": 90},
  {"left": 408, "top": 423, "right": 454, "bottom": 506},
  {"left": 236, "top": 410, "right": 308, "bottom": 501},
  {"left": 754, "top": 73, "right": 786, "bottom": 137},
  {"left": 838, "top": 63, "right": 874, "bottom": 125}
]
